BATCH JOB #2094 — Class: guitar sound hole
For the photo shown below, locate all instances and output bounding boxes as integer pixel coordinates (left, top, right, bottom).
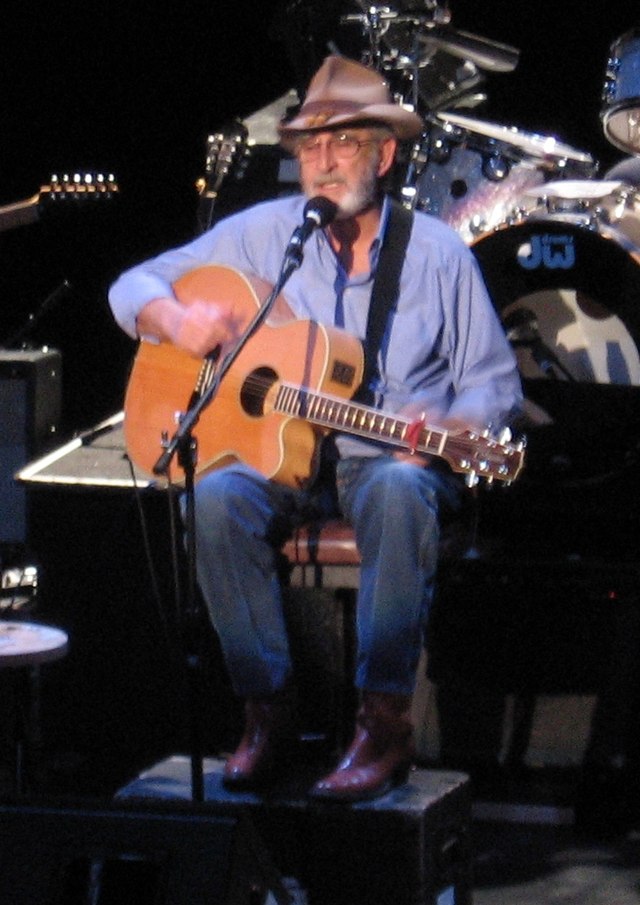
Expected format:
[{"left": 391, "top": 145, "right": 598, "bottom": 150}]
[{"left": 240, "top": 366, "right": 277, "bottom": 417}]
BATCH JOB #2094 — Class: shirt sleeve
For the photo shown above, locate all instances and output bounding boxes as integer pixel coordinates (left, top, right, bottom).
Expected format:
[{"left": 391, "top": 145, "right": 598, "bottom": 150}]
[
  {"left": 107, "top": 197, "right": 301, "bottom": 338},
  {"left": 443, "top": 250, "right": 523, "bottom": 429}
]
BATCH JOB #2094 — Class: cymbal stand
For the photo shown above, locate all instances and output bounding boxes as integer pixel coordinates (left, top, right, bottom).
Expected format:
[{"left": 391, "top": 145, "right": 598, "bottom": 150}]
[{"left": 1, "top": 280, "right": 71, "bottom": 349}]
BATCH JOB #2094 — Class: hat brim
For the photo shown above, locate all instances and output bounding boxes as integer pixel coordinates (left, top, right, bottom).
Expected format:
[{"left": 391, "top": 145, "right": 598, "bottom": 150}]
[{"left": 278, "top": 104, "right": 423, "bottom": 150}]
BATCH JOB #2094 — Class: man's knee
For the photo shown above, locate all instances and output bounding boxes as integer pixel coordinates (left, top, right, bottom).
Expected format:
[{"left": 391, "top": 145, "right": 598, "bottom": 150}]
[{"left": 194, "top": 467, "right": 263, "bottom": 522}]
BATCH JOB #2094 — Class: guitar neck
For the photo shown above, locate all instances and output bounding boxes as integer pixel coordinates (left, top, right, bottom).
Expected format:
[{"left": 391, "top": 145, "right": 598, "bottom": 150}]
[
  {"left": 276, "top": 382, "right": 447, "bottom": 455},
  {"left": 274, "top": 381, "right": 524, "bottom": 484},
  {"left": 0, "top": 196, "right": 39, "bottom": 233}
]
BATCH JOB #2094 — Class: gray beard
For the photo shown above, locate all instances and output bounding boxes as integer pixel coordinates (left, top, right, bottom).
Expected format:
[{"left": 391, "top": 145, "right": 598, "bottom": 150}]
[{"left": 334, "top": 168, "right": 380, "bottom": 220}]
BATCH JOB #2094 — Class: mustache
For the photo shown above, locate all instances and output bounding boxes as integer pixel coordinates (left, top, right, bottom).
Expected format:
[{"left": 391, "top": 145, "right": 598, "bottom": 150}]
[{"left": 312, "top": 175, "right": 348, "bottom": 188}]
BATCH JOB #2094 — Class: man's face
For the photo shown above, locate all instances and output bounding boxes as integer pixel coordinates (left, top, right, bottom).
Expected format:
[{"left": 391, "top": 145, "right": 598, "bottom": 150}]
[{"left": 296, "top": 127, "right": 397, "bottom": 219}]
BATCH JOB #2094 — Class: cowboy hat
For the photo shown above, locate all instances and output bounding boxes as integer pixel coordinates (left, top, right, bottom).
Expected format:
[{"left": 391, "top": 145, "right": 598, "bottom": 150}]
[{"left": 278, "top": 55, "right": 423, "bottom": 149}]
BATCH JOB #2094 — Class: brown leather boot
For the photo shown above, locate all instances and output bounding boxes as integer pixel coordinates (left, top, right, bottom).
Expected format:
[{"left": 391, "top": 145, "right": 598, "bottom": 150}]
[
  {"left": 310, "top": 691, "right": 415, "bottom": 802},
  {"left": 223, "top": 689, "right": 297, "bottom": 789}
]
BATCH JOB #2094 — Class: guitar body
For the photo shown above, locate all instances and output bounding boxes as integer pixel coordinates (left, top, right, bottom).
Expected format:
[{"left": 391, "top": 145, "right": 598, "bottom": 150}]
[{"left": 124, "top": 265, "right": 364, "bottom": 487}]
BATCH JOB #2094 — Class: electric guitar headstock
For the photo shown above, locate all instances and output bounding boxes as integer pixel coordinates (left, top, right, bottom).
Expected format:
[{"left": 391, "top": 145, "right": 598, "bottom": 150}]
[
  {"left": 0, "top": 172, "right": 119, "bottom": 233},
  {"left": 39, "top": 171, "right": 119, "bottom": 203}
]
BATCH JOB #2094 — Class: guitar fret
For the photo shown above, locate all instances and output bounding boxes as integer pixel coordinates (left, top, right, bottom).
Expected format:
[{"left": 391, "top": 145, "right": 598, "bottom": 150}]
[{"left": 276, "top": 385, "right": 288, "bottom": 413}]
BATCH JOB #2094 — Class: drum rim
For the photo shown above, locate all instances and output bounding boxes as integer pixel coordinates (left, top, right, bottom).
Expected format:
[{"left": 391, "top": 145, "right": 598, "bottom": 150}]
[
  {"left": 602, "top": 103, "right": 640, "bottom": 155},
  {"left": 609, "top": 27, "right": 640, "bottom": 52}
]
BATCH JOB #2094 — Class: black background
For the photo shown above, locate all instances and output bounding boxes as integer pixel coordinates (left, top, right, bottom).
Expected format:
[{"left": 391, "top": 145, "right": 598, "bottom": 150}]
[{"left": 1, "top": 0, "right": 637, "bottom": 434}]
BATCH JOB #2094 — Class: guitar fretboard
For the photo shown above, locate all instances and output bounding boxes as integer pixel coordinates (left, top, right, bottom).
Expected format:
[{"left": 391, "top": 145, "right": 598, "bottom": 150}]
[{"left": 275, "top": 382, "right": 447, "bottom": 454}]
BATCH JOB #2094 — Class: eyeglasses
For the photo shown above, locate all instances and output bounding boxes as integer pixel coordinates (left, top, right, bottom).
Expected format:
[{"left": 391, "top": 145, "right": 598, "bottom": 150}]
[{"left": 296, "top": 133, "right": 381, "bottom": 161}]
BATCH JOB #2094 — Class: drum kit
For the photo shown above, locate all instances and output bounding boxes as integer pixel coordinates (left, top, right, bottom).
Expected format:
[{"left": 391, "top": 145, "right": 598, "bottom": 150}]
[
  {"left": 326, "top": 3, "right": 640, "bottom": 395},
  {"left": 314, "top": 0, "right": 640, "bottom": 508}
]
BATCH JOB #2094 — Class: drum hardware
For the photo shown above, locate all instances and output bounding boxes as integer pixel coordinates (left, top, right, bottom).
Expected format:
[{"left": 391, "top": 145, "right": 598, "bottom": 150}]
[
  {"left": 408, "top": 112, "right": 596, "bottom": 242},
  {"left": 417, "top": 24, "right": 520, "bottom": 73},
  {"left": 602, "top": 29, "right": 640, "bottom": 154},
  {"left": 344, "top": 5, "right": 520, "bottom": 74},
  {"left": 341, "top": 2, "right": 516, "bottom": 118},
  {"left": 397, "top": 136, "right": 431, "bottom": 209},
  {"left": 521, "top": 180, "right": 640, "bottom": 250},
  {"left": 503, "top": 308, "right": 576, "bottom": 382}
]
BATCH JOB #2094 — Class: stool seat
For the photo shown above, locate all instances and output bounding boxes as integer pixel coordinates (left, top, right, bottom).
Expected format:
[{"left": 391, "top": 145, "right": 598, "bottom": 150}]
[
  {"left": 282, "top": 512, "right": 473, "bottom": 589},
  {"left": 282, "top": 520, "right": 360, "bottom": 589},
  {"left": 283, "top": 519, "right": 360, "bottom": 566},
  {"left": 0, "top": 620, "right": 68, "bottom": 668}
]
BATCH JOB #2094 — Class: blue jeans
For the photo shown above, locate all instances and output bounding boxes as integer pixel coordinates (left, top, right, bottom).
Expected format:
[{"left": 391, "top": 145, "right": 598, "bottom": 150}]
[{"left": 191, "top": 456, "right": 461, "bottom": 698}]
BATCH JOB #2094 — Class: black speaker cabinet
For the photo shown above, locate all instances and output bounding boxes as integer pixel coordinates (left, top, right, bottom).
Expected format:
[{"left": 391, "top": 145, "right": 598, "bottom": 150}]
[
  {"left": 118, "top": 756, "right": 473, "bottom": 905},
  {"left": 0, "top": 349, "right": 61, "bottom": 546},
  {"left": 0, "top": 800, "right": 280, "bottom": 905}
]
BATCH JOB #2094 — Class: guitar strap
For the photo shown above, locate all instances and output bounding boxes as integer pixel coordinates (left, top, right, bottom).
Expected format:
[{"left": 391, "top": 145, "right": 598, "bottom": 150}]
[{"left": 356, "top": 198, "right": 414, "bottom": 404}]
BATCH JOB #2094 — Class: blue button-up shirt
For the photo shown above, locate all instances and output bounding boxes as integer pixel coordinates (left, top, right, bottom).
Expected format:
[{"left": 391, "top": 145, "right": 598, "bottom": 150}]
[{"left": 109, "top": 194, "right": 522, "bottom": 458}]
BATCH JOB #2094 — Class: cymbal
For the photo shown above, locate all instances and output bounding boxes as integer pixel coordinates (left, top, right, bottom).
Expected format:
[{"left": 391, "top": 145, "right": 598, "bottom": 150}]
[
  {"left": 522, "top": 179, "right": 625, "bottom": 200},
  {"left": 420, "top": 25, "right": 520, "bottom": 72},
  {"left": 436, "top": 112, "right": 595, "bottom": 165}
]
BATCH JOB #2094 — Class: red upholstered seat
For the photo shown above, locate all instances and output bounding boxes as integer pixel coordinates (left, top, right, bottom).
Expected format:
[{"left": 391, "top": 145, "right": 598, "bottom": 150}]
[
  {"left": 281, "top": 504, "right": 475, "bottom": 589},
  {"left": 282, "top": 520, "right": 360, "bottom": 589},
  {"left": 282, "top": 520, "right": 360, "bottom": 566}
]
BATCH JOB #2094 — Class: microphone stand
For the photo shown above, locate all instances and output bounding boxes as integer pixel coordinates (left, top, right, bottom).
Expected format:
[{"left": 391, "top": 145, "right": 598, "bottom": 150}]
[{"left": 152, "top": 244, "right": 306, "bottom": 803}]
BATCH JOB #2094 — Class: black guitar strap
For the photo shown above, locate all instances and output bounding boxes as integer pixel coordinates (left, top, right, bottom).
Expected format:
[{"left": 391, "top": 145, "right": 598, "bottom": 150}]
[{"left": 356, "top": 199, "right": 414, "bottom": 404}]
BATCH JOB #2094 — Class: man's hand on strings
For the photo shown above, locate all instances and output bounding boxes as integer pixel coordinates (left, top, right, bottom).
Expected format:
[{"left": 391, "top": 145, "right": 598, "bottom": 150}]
[{"left": 135, "top": 295, "right": 245, "bottom": 358}]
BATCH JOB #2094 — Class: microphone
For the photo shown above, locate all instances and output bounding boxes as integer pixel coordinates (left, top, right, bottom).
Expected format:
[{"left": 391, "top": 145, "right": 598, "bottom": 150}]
[
  {"left": 284, "top": 196, "right": 338, "bottom": 267},
  {"left": 504, "top": 307, "right": 575, "bottom": 381}
]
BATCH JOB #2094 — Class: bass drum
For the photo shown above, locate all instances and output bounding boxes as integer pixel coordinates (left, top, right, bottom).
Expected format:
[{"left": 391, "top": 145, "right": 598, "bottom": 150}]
[
  {"left": 472, "top": 215, "right": 640, "bottom": 558},
  {"left": 473, "top": 215, "right": 640, "bottom": 386}
]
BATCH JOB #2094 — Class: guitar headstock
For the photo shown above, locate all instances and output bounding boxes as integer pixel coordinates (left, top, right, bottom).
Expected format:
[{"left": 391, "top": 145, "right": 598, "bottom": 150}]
[
  {"left": 197, "top": 122, "right": 249, "bottom": 199},
  {"left": 443, "top": 428, "right": 527, "bottom": 486},
  {"left": 39, "top": 172, "right": 119, "bottom": 204}
]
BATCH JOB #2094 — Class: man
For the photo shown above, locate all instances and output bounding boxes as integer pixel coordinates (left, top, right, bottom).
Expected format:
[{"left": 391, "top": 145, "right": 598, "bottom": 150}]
[{"left": 109, "top": 55, "right": 522, "bottom": 801}]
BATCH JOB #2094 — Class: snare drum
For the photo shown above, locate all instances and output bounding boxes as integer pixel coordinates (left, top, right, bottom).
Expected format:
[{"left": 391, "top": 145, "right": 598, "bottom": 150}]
[
  {"left": 472, "top": 215, "right": 640, "bottom": 385},
  {"left": 602, "top": 29, "right": 640, "bottom": 154},
  {"left": 413, "top": 112, "right": 595, "bottom": 243}
]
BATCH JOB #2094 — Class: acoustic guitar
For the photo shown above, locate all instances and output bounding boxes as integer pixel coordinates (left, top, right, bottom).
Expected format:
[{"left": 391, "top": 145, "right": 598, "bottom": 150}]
[
  {"left": 0, "top": 172, "right": 118, "bottom": 233},
  {"left": 124, "top": 265, "right": 525, "bottom": 488}
]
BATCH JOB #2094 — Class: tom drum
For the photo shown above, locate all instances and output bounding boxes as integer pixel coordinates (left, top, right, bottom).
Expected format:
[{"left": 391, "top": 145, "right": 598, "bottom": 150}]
[{"left": 602, "top": 28, "right": 640, "bottom": 154}]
